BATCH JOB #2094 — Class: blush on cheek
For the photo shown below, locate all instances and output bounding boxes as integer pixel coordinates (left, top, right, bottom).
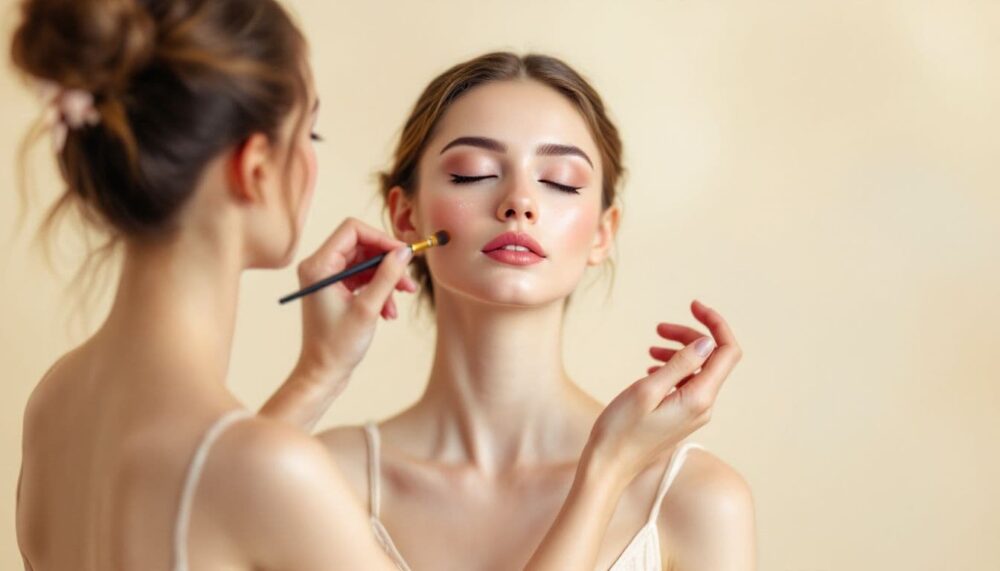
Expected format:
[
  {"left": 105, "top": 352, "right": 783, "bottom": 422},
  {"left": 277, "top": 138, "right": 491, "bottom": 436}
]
[
  {"left": 559, "top": 205, "right": 604, "bottom": 258},
  {"left": 422, "top": 193, "right": 475, "bottom": 239}
]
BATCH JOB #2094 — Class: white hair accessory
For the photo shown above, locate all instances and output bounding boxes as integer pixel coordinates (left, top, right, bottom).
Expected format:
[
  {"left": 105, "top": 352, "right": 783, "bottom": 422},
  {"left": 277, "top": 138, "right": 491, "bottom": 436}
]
[{"left": 38, "top": 81, "right": 101, "bottom": 152}]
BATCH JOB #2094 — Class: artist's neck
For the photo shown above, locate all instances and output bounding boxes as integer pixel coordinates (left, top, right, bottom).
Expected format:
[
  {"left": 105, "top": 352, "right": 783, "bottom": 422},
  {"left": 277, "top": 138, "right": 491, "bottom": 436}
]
[
  {"left": 97, "top": 227, "right": 245, "bottom": 393},
  {"left": 417, "top": 289, "right": 599, "bottom": 473}
]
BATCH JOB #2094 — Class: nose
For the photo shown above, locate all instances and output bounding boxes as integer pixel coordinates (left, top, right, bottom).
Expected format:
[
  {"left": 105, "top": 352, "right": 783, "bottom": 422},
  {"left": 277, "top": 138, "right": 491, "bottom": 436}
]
[{"left": 495, "top": 177, "right": 538, "bottom": 224}]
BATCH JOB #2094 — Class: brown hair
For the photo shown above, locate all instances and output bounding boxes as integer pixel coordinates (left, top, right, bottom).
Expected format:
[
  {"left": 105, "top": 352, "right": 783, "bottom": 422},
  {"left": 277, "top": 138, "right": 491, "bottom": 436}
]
[
  {"left": 379, "top": 52, "right": 625, "bottom": 306},
  {"left": 11, "top": 0, "right": 309, "bottom": 262}
]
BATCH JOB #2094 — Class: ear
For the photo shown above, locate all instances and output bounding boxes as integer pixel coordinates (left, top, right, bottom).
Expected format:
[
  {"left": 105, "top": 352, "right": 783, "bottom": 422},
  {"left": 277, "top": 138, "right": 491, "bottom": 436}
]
[
  {"left": 587, "top": 204, "right": 620, "bottom": 265},
  {"left": 228, "top": 133, "right": 276, "bottom": 204},
  {"left": 387, "top": 185, "right": 421, "bottom": 242}
]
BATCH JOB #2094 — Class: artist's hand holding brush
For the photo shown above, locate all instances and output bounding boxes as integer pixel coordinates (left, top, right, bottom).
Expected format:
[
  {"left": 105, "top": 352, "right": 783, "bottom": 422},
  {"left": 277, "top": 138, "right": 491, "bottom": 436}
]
[{"left": 261, "top": 217, "right": 417, "bottom": 430}]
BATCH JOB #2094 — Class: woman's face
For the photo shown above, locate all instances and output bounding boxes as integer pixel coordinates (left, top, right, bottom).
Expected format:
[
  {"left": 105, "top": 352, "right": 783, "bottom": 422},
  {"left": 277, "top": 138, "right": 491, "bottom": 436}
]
[
  {"left": 273, "top": 73, "right": 321, "bottom": 266},
  {"left": 394, "top": 79, "right": 618, "bottom": 307},
  {"left": 292, "top": 90, "right": 321, "bottom": 239}
]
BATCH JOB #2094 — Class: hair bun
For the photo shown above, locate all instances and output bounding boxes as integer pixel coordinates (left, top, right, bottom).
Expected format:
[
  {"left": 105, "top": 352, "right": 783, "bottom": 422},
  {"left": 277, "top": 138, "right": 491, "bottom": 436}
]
[{"left": 12, "top": 0, "right": 155, "bottom": 94}]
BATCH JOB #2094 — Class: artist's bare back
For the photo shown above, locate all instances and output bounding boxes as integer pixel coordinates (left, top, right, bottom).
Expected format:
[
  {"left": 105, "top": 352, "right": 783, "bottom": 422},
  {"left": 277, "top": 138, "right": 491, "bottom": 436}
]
[{"left": 16, "top": 341, "right": 240, "bottom": 570}]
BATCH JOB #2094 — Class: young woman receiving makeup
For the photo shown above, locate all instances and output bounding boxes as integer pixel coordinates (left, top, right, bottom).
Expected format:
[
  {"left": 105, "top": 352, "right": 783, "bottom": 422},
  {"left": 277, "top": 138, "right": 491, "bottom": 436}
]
[
  {"left": 12, "top": 1, "right": 740, "bottom": 570},
  {"left": 275, "top": 53, "right": 755, "bottom": 570}
]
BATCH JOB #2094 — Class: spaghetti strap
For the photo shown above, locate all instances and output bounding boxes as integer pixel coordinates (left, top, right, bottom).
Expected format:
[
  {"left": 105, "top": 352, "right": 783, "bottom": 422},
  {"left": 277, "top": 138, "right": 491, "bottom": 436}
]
[
  {"left": 172, "top": 409, "right": 253, "bottom": 571},
  {"left": 646, "top": 442, "right": 704, "bottom": 525},
  {"left": 362, "top": 421, "right": 382, "bottom": 517},
  {"left": 362, "top": 422, "right": 412, "bottom": 571}
]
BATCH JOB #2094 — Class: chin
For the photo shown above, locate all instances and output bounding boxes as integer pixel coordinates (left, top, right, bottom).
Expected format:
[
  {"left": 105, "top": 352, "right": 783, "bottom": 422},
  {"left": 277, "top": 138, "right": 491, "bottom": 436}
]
[
  {"left": 437, "top": 275, "right": 574, "bottom": 309},
  {"left": 248, "top": 236, "right": 299, "bottom": 270},
  {"left": 273, "top": 249, "right": 297, "bottom": 269}
]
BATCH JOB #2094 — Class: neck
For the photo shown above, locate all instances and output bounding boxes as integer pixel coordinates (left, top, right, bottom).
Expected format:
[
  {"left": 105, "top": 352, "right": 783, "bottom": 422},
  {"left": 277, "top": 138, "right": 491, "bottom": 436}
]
[
  {"left": 97, "top": 229, "right": 245, "bottom": 393},
  {"left": 416, "top": 289, "right": 598, "bottom": 473}
]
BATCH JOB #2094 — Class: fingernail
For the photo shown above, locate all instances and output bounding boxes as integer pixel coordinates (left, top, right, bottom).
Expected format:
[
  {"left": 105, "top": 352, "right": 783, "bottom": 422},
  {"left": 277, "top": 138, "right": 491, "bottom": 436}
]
[
  {"left": 694, "top": 336, "right": 715, "bottom": 357},
  {"left": 395, "top": 247, "right": 413, "bottom": 262}
]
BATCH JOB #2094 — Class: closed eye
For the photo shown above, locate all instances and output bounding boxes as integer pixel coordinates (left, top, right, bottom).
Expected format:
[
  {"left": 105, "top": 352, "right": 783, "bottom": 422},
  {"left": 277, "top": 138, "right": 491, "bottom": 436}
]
[
  {"left": 540, "top": 180, "right": 581, "bottom": 194},
  {"left": 450, "top": 174, "right": 497, "bottom": 184}
]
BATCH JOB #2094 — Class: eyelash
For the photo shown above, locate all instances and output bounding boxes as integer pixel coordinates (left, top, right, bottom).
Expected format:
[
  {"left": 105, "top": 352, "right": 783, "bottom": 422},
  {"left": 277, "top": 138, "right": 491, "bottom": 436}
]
[
  {"left": 450, "top": 174, "right": 494, "bottom": 184},
  {"left": 449, "top": 174, "right": 581, "bottom": 195},
  {"left": 310, "top": 132, "right": 324, "bottom": 142},
  {"left": 541, "top": 180, "right": 582, "bottom": 194}
]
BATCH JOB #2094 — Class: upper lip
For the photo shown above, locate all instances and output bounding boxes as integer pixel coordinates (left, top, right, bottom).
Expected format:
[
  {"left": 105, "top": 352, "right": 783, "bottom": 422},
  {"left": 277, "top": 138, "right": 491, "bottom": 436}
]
[{"left": 481, "top": 232, "right": 547, "bottom": 257}]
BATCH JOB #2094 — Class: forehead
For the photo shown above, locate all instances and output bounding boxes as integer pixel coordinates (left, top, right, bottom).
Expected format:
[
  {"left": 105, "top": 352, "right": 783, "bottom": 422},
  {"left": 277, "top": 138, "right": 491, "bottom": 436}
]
[{"left": 429, "top": 79, "right": 600, "bottom": 158}]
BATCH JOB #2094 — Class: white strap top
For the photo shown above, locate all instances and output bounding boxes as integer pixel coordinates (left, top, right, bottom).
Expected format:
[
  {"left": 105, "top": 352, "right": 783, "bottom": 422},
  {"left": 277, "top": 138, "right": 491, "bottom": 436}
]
[
  {"left": 172, "top": 409, "right": 253, "bottom": 571},
  {"left": 362, "top": 421, "right": 702, "bottom": 571},
  {"left": 607, "top": 441, "right": 704, "bottom": 570},
  {"left": 364, "top": 422, "right": 413, "bottom": 571}
]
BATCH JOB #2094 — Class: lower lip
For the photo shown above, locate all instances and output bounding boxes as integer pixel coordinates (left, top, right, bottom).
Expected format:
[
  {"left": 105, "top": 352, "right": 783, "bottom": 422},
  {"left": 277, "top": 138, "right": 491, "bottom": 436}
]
[{"left": 483, "top": 248, "right": 545, "bottom": 265}]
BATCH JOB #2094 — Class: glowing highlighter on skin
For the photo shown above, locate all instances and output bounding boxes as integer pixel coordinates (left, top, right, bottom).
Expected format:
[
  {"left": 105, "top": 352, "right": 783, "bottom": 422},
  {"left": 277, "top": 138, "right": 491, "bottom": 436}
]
[{"left": 278, "top": 230, "right": 450, "bottom": 304}]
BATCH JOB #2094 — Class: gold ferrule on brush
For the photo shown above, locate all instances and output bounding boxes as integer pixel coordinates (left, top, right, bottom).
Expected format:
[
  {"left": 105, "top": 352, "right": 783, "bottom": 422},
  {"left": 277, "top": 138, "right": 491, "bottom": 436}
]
[{"left": 409, "top": 234, "right": 439, "bottom": 255}]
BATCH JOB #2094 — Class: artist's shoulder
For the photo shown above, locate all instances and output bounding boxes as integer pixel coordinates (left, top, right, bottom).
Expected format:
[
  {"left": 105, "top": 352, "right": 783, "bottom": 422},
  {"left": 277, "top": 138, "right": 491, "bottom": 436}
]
[
  {"left": 660, "top": 445, "right": 756, "bottom": 570},
  {"left": 21, "top": 349, "right": 85, "bottom": 438},
  {"left": 196, "top": 416, "right": 385, "bottom": 568},
  {"left": 315, "top": 422, "right": 371, "bottom": 498},
  {"left": 199, "top": 416, "right": 362, "bottom": 530},
  {"left": 208, "top": 415, "right": 346, "bottom": 496}
]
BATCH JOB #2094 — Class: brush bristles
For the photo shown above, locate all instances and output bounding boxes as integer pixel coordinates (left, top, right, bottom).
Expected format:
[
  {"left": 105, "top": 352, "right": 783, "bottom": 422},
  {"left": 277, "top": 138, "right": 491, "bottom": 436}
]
[{"left": 411, "top": 230, "right": 450, "bottom": 254}]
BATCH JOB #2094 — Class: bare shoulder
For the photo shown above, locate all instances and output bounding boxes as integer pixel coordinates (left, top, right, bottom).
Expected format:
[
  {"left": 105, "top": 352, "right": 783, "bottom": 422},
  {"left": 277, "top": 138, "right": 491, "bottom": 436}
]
[
  {"left": 660, "top": 446, "right": 756, "bottom": 570},
  {"left": 664, "top": 446, "right": 754, "bottom": 519},
  {"left": 205, "top": 416, "right": 358, "bottom": 510},
  {"left": 315, "top": 423, "right": 370, "bottom": 500},
  {"left": 196, "top": 416, "right": 379, "bottom": 569},
  {"left": 21, "top": 352, "right": 81, "bottom": 436},
  {"left": 201, "top": 417, "right": 342, "bottom": 518}
]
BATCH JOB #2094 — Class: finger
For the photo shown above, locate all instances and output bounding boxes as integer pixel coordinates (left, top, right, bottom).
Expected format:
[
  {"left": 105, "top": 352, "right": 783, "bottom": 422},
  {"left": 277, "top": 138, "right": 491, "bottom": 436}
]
[
  {"left": 383, "top": 295, "right": 398, "bottom": 320},
  {"left": 354, "top": 247, "right": 413, "bottom": 319},
  {"left": 656, "top": 322, "right": 705, "bottom": 345},
  {"left": 649, "top": 346, "right": 677, "bottom": 362},
  {"left": 656, "top": 335, "right": 714, "bottom": 381},
  {"left": 310, "top": 218, "right": 407, "bottom": 273},
  {"left": 654, "top": 340, "right": 740, "bottom": 423},
  {"left": 343, "top": 254, "right": 414, "bottom": 294},
  {"left": 691, "top": 300, "right": 740, "bottom": 353},
  {"left": 299, "top": 219, "right": 401, "bottom": 287},
  {"left": 681, "top": 342, "right": 741, "bottom": 403},
  {"left": 395, "top": 275, "right": 418, "bottom": 293},
  {"left": 647, "top": 365, "right": 661, "bottom": 375},
  {"left": 632, "top": 336, "right": 716, "bottom": 412}
]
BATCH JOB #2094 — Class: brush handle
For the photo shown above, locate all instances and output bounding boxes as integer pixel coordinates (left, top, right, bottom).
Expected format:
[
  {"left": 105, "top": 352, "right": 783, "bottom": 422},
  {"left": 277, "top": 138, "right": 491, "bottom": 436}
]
[{"left": 278, "top": 249, "right": 399, "bottom": 304}]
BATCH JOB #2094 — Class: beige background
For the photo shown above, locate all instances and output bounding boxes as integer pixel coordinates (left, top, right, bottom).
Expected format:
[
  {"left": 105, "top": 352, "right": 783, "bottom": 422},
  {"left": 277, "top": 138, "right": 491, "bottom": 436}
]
[{"left": 2, "top": 0, "right": 998, "bottom": 568}]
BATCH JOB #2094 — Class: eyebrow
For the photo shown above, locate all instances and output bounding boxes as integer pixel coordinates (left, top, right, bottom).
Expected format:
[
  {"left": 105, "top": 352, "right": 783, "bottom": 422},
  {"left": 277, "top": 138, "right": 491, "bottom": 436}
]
[
  {"left": 440, "top": 136, "right": 507, "bottom": 154},
  {"left": 537, "top": 143, "right": 593, "bottom": 168},
  {"left": 440, "top": 137, "right": 594, "bottom": 169}
]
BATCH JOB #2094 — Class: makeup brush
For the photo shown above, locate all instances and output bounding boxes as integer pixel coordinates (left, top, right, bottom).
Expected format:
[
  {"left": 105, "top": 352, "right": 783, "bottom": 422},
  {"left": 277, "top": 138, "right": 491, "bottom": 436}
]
[{"left": 279, "top": 230, "right": 450, "bottom": 304}]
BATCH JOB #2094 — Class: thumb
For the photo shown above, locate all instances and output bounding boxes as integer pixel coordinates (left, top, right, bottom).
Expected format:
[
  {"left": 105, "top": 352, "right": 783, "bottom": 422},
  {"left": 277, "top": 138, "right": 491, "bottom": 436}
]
[
  {"left": 635, "top": 336, "right": 716, "bottom": 413},
  {"left": 354, "top": 247, "right": 414, "bottom": 316}
]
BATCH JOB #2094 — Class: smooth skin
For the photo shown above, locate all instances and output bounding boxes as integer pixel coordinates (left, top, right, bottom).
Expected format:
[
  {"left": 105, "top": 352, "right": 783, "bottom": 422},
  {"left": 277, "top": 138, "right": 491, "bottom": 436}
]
[{"left": 272, "top": 79, "right": 756, "bottom": 570}]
